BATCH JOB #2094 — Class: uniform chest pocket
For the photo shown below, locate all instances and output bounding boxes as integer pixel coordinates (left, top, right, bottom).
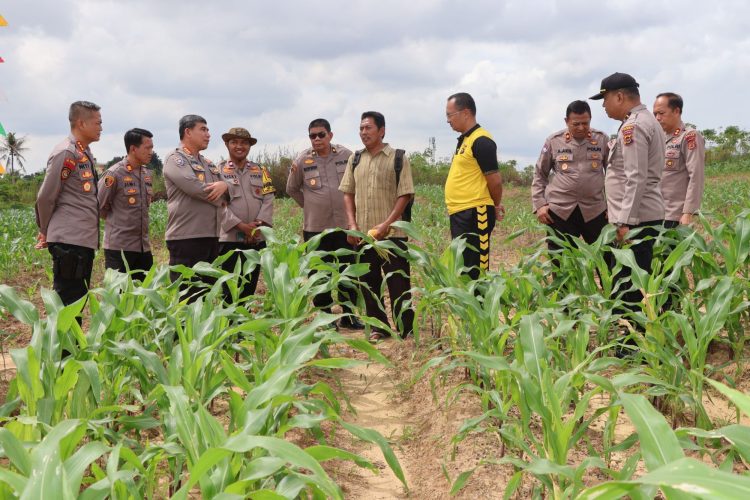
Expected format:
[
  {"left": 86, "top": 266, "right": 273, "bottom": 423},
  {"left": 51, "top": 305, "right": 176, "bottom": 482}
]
[
  {"left": 191, "top": 166, "right": 206, "bottom": 183},
  {"left": 228, "top": 182, "right": 243, "bottom": 199},
  {"left": 304, "top": 169, "right": 323, "bottom": 190},
  {"left": 77, "top": 168, "right": 96, "bottom": 194},
  {"left": 248, "top": 175, "right": 265, "bottom": 198},
  {"left": 224, "top": 174, "right": 240, "bottom": 188},
  {"left": 665, "top": 149, "right": 681, "bottom": 159},
  {"left": 123, "top": 186, "right": 140, "bottom": 206},
  {"left": 336, "top": 163, "right": 347, "bottom": 182},
  {"left": 586, "top": 152, "right": 603, "bottom": 170},
  {"left": 555, "top": 153, "right": 574, "bottom": 172}
]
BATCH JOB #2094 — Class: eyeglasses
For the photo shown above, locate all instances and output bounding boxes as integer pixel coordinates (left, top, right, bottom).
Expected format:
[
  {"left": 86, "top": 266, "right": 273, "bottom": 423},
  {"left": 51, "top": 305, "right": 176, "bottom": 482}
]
[
  {"left": 446, "top": 110, "right": 463, "bottom": 119},
  {"left": 308, "top": 132, "right": 327, "bottom": 140}
]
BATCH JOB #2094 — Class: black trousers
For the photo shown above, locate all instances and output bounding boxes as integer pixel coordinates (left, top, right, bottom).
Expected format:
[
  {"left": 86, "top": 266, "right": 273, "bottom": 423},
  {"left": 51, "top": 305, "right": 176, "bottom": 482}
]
[
  {"left": 548, "top": 207, "right": 607, "bottom": 269},
  {"left": 359, "top": 238, "right": 414, "bottom": 337},
  {"left": 166, "top": 237, "right": 220, "bottom": 300},
  {"left": 548, "top": 206, "right": 607, "bottom": 249},
  {"left": 303, "top": 230, "right": 358, "bottom": 314},
  {"left": 449, "top": 205, "right": 496, "bottom": 280},
  {"left": 218, "top": 241, "right": 266, "bottom": 300},
  {"left": 48, "top": 243, "right": 95, "bottom": 306},
  {"left": 104, "top": 249, "right": 153, "bottom": 282},
  {"left": 609, "top": 221, "right": 663, "bottom": 314}
]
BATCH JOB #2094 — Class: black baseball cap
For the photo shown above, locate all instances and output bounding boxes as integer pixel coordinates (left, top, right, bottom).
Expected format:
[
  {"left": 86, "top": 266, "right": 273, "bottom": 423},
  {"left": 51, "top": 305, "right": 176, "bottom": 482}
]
[{"left": 590, "top": 72, "right": 639, "bottom": 100}]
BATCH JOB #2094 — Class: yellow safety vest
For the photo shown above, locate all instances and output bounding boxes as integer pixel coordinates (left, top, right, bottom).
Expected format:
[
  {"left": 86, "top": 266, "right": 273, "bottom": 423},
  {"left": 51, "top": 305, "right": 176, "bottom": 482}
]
[{"left": 445, "top": 127, "right": 495, "bottom": 215}]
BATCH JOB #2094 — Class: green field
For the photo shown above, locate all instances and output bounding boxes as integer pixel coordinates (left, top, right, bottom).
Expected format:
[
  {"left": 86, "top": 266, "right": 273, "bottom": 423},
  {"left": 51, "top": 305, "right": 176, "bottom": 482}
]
[{"left": 0, "top": 160, "right": 749, "bottom": 498}]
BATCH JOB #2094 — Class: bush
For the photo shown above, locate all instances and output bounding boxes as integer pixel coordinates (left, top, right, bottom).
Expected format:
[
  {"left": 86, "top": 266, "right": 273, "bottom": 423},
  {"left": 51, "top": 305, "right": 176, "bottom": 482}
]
[{"left": 410, "top": 152, "right": 449, "bottom": 186}]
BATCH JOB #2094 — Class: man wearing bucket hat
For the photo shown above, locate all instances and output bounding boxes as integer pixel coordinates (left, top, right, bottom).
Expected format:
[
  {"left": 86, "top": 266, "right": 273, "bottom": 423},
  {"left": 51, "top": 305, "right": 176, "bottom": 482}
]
[
  {"left": 591, "top": 72, "right": 665, "bottom": 340},
  {"left": 218, "top": 127, "right": 275, "bottom": 298}
]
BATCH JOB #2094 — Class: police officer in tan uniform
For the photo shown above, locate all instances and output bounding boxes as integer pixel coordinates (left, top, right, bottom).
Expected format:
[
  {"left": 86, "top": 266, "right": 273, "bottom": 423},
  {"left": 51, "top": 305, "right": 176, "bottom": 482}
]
[
  {"left": 287, "top": 118, "right": 364, "bottom": 329},
  {"left": 164, "top": 115, "right": 228, "bottom": 288},
  {"left": 218, "top": 127, "right": 274, "bottom": 298},
  {"left": 98, "top": 128, "right": 155, "bottom": 281},
  {"left": 652, "top": 92, "right": 705, "bottom": 228},
  {"left": 532, "top": 100, "right": 609, "bottom": 265},
  {"left": 591, "top": 72, "right": 665, "bottom": 339},
  {"left": 35, "top": 100, "right": 102, "bottom": 306}
]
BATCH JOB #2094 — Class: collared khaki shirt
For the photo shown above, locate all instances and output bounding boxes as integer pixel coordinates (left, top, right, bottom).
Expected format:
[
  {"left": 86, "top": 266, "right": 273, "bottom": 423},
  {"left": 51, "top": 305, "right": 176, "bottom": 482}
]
[
  {"left": 339, "top": 144, "right": 414, "bottom": 239},
  {"left": 606, "top": 104, "right": 666, "bottom": 225},
  {"left": 661, "top": 122, "right": 705, "bottom": 222},
  {"left": 35, "top": 134, "right": 99, "bottom": 249},
  {"left": 219, "top": 159, "right": 275, "bottom": 242},
  {"left": 287, "top": 144, "right": 352, "bottom": 232},
  {"left": 531, "top": 128, "right": 609, "bottom": 222},
  {"left": 98, "top": 160, "right": 153, "bottom": 252},
  {"left": 164, "top": 147, "right": 226, "bottom": 241}
]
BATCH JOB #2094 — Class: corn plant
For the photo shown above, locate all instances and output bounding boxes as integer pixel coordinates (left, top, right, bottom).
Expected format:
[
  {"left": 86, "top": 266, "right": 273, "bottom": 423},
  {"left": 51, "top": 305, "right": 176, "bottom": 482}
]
[
  {"left": 579, "top": 392, "right": 750, "bottom": 499},
  {"left": 0, "top": 234, "right": 408, "bottom": 498}
]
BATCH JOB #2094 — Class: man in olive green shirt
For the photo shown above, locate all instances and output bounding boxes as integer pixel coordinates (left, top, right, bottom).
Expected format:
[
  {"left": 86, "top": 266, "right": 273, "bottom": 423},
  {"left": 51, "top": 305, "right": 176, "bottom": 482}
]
[{"left": 339, "top": 111, "right": 415, "bottom": 341}]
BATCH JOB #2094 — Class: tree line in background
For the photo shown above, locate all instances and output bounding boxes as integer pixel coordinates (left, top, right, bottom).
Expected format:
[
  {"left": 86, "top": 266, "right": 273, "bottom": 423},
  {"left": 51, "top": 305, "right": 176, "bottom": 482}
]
[{"left": 0, "top": 126, "right": 748, "bottom": 209}]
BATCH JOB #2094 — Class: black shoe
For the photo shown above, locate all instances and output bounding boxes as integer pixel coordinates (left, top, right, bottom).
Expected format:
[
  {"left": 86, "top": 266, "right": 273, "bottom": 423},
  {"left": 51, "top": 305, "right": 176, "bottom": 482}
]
[{"left": 339, "top": 316, "right": 365, "bottom": 330}]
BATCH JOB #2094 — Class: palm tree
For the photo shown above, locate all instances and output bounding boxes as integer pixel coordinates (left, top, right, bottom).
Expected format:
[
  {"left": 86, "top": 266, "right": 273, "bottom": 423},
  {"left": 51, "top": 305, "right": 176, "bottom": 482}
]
[{"left": 0, "top": 132, "right": 29, "bottom": 181}]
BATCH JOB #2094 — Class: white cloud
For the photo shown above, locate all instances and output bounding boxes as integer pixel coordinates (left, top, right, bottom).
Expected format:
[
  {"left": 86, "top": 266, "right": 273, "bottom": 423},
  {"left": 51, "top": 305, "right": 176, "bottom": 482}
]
[{"left": 0, "top": 0, "right": 748, "bottom": 174}]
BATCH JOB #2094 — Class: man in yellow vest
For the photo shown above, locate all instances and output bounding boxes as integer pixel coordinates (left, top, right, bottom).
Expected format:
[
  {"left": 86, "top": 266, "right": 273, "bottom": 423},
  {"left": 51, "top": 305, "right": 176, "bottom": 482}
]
[{"left": 445, "top": 92, "right": 505, "bottom": 280}]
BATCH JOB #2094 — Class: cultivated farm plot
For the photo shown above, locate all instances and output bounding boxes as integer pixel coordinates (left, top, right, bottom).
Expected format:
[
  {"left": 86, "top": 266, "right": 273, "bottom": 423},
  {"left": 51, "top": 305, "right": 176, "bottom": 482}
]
[{"left": 0, "top": 177, "right": 749, "bottom": 498}]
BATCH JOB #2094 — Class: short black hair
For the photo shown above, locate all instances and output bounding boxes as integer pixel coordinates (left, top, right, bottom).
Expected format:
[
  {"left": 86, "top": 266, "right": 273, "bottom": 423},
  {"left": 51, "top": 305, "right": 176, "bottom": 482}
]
[
  {"left": 361, "top": 111, "right": 385, "bottom": 129},
  {"left": 68, "top": 101, "right": 100, "bottom": 125},
  {"left": 308, "top": 118, "right": 331, "bottom": 133},
  {"left": 448, "top": 92, "right": 477, "bottom": 115},
  {"left": 124, "top": 128, "right": 153, "bottom": 153},
  {"left": 179, "top": 114, "right": 207, "bottom": 140},
  {"left": 656, "top": 92, "right": 683, "bottom": 114},
  {"left": 620, "top": 86, "right": 640, "bottom": 98},
  {"left": 566, "top": 100, "right": 591, "bottom": 118}
]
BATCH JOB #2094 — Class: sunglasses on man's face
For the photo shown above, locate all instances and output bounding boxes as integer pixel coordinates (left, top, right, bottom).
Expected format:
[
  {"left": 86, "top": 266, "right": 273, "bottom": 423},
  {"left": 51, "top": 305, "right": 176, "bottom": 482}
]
[{"left": 309, "top": 132, "right": 327, "bottom": 140}]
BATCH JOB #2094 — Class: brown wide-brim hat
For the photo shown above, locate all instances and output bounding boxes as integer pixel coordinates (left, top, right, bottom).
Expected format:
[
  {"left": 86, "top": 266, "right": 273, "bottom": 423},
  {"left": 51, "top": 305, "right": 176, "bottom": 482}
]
[{"left": 222, "top": 127, "right": 258, "bottom": 145}]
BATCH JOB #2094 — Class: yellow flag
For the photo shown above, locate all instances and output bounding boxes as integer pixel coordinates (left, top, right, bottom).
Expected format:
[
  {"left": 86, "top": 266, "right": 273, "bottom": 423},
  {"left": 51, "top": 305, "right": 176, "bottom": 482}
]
[{"left": 0, "top": 15, "right": 8, "bottom": 26}]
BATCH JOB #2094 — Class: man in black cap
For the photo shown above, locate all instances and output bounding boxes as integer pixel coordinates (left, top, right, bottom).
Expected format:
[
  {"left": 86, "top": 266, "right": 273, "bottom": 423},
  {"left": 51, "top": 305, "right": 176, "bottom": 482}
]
[{"left": 590, "top": 73, "right": 665, "bottom": 342}]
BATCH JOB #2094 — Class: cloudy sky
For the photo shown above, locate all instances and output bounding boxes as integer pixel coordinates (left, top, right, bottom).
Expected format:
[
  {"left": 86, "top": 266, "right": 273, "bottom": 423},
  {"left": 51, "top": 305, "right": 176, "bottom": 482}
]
[{"left": 1, "top": 0, "right": 749, "bottom": 174}]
